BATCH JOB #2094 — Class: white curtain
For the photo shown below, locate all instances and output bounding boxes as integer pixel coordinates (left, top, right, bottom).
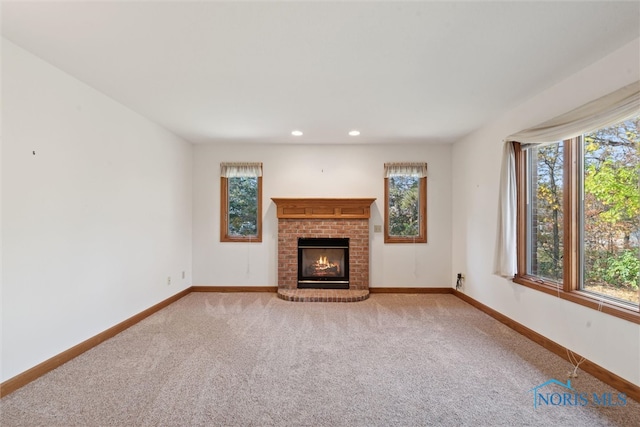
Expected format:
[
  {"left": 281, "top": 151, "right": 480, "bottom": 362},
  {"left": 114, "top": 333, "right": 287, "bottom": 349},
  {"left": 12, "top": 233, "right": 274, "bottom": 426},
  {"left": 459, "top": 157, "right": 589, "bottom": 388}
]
[
  {"left": 493, "top": 81, "right": 640, "bottom": 279},
  {"left": 384, "top": 162, "right": 428, "bottom": 177},
  {"left": 493, "top": 142, "right": 517, "bottom": 277},
  {"left": 220, "top": 162, "right": 263, "bottom": 177},
  {"left": 506, "top": 81, "right": 639, "bottom": 146}
]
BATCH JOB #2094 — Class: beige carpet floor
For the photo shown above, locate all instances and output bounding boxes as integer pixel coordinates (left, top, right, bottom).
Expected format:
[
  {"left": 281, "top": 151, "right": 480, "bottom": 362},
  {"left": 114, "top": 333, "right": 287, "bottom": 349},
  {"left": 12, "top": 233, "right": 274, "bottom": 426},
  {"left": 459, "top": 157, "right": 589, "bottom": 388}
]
[{"left": 1, "top": 292, "right": 638, "bottom": 426}]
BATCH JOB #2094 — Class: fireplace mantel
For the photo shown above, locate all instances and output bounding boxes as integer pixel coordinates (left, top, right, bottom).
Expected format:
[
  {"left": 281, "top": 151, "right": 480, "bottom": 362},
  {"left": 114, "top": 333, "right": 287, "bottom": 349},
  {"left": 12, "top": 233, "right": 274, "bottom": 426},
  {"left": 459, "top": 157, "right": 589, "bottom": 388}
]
[{"left": 271, "top": 198, "right": 376, "bottom": 219}]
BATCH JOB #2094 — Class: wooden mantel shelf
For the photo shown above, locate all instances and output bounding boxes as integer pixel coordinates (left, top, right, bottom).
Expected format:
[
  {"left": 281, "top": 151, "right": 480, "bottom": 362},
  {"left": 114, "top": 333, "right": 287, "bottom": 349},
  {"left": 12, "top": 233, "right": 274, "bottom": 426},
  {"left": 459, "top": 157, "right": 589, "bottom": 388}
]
[{"left": 271, "top": 198, "right": 376, "bottom": 219}]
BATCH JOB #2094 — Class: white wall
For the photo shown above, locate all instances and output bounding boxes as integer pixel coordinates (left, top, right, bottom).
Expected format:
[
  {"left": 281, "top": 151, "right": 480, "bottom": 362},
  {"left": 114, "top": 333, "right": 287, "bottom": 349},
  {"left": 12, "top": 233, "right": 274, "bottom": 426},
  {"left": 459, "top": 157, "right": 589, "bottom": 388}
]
[
  {"left": 193, "top": 143, "right": 452, "bottom": 288},
  {"left": 451, "top": 38, "right": 640, "bottom": 386},
  {"left": 1, "top": 39, "right": 193, "bottom": 382}
]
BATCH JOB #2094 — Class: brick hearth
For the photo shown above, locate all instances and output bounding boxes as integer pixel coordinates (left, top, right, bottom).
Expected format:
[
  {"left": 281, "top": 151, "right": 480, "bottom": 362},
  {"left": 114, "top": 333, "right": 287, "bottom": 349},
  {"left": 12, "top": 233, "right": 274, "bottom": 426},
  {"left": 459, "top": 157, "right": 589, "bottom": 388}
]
[
  {"left": 277, "top": 288, "right": 369, "bottom": 302},
  {"left": 272, "top": 198, "right": 375, "bottom": 302}
]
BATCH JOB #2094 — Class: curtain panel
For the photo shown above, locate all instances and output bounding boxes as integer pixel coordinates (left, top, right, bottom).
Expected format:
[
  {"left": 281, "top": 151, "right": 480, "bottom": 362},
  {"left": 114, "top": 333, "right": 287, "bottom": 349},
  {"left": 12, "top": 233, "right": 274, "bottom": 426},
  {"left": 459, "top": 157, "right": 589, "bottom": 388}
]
[
  {"left": 493, "top": 142, "right": 518, "bottom": 277},
  {"left": 384, "top": 162, "right": 428, "bottom": 178},
  {"left": 220, "top": 162, "right": 263, "bottom": 178},
  {"left": 493, "top": 81, "right": 640, "bottom": 278}
]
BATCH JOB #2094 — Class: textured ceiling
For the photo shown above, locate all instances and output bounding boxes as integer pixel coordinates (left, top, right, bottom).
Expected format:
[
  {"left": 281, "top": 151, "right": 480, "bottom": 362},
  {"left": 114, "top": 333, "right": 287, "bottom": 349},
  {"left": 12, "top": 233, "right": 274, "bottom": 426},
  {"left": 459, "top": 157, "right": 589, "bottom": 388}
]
[{"left": 2, "top": 1, "right": 639, "bottom": 145}]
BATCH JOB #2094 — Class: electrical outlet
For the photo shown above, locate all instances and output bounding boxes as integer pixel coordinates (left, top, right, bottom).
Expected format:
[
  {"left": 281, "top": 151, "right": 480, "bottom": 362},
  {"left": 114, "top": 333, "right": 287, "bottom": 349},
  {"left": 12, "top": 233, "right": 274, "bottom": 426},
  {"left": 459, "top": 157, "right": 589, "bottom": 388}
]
[
  {"left": 182, "top": 271, "right": 185, "bottom": 279},
  {"left": 167, "top": 276, "right": 171, "bottom": 286},
  {"left": 373, "top": 225, "right": 382, "bottom": 233}
]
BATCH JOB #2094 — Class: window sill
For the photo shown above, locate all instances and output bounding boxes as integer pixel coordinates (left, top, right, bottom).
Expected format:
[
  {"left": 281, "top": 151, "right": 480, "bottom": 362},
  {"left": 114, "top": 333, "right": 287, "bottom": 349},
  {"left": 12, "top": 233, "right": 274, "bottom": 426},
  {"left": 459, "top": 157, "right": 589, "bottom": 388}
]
[
  {"left": 221, "top": 236, "right": 262, "bottom": 243},
  {"left": 513, "top": 275, "right": 640, "bottom": 324},
  {"left": 384, "top": 236, "right": 427, "bottom": 244}
]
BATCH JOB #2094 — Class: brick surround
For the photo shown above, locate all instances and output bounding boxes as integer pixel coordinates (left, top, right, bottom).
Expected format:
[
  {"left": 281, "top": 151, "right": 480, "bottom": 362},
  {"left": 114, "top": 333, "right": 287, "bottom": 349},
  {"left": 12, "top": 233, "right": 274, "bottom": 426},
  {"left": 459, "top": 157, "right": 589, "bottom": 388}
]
[
  {"left": 272, "top": 198, "right": 375, "bottom": 302},
  {"left": 278, "top": 218, "right": 369, "bottom": 288}
]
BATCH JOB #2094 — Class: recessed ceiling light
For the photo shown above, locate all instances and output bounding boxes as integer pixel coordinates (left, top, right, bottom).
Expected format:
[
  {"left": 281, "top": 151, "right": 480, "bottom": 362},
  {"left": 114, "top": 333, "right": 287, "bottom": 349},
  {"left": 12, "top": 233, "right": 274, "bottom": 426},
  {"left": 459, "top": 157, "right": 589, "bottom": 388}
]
[
  {"left": 291, "top": 130, "right": 303, "bottom": 136},
  {"left": 349, "top": 130, "right": 360, "bottom": 136}
]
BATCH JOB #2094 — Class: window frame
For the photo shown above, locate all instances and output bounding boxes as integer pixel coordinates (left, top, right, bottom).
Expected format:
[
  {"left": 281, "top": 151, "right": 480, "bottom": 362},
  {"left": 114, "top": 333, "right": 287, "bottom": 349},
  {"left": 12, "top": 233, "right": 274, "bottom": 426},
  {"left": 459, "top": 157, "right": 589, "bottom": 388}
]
[
  {"left": 513, "top": 140, "right": 639, "bottom": 324},
  {"left": 220, "top": 176, "right": 262, "bottom": 243},
  {"left": 384, "top": 175, "right": 427, "bottom": 244}
]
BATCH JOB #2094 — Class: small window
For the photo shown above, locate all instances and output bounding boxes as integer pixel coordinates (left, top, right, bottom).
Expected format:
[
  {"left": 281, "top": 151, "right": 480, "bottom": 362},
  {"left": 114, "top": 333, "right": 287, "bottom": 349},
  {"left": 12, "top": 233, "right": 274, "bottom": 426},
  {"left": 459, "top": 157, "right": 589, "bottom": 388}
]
[
  {"left": 220, "top": 162, "right": 262, "bottom": 242},
  {"left": 384, "top": 162, "right": 427, "bottom": 243}
]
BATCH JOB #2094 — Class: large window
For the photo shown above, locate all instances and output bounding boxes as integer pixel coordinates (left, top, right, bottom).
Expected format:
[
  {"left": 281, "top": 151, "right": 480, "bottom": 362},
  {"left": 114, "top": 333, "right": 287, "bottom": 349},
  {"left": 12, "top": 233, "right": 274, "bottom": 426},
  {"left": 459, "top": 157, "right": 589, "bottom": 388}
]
[
  {"left": 220, "top": 162, "right": 262, "bottom": 242},
  {"left": 515, "top": 117, "right": 639, "bottom": 320},
  {"left": 384, "top": 162, "right": 427, "bottom": 243},
  {"left": 581, "top": 120, "right": 639, "bottom": 305},
  {"left": 525, "top": 142, "right": 565, "bottom": 283}
]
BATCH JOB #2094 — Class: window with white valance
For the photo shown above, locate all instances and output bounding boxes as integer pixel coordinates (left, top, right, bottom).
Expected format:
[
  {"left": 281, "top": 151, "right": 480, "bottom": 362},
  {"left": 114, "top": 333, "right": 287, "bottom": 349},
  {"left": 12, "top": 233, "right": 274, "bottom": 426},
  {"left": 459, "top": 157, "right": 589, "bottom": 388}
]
[
  {"left": 220, "top": 162, "right": 263, "bottom": 242},
  {"left": 384, "top": 162, "right": 428, "bottom": 243},
  {"left": 494, "top": 82, "right": 640, "bottom": 322}
]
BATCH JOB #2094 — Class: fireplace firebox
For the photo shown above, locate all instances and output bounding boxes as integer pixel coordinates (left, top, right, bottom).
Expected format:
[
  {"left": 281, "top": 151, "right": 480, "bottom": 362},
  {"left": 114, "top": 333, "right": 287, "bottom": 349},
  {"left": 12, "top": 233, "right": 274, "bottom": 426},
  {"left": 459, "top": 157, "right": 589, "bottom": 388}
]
[{"left": 298, "top": 238, "right": 349, "bottom": 289}]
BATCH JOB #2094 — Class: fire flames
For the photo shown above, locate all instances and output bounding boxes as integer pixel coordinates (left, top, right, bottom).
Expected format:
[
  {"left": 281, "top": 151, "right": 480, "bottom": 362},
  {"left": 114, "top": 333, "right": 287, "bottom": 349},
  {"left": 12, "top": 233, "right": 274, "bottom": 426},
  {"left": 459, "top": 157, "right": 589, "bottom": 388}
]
[
  {"left": 306, "top": 255, "right": 340, "bottom": 276},
  {"left": 317, "top": 256, "right": 330, "bottom": 266}
]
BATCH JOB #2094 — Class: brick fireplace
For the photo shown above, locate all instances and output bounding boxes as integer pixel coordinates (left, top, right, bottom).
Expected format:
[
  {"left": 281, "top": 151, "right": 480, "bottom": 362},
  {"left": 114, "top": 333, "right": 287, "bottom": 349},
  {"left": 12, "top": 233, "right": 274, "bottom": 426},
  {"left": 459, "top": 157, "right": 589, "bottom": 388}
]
[{"left": 272, "top": 198, "right": 376, "bottom": 302}]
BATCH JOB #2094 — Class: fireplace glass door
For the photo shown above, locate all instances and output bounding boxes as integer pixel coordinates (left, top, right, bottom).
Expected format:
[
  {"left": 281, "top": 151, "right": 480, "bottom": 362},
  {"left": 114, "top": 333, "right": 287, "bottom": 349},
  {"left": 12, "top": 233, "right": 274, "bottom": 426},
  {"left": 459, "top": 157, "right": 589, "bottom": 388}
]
[{"left": 298, "top": 238, "right": 349, "bottom": 289}]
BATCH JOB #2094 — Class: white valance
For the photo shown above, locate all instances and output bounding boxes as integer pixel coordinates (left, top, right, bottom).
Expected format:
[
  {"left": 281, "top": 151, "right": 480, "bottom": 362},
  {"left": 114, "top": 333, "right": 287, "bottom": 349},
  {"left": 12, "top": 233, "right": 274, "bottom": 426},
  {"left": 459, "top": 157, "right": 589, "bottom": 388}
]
[
  {"left": 384, "top": 162, "right": 428, "bottom": 178},
  {"left": 506, "top": 81, "right": 640, "bottom": 147},
  {"left": 220, "top": 162, "right": 263, "bottom": 178}
]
